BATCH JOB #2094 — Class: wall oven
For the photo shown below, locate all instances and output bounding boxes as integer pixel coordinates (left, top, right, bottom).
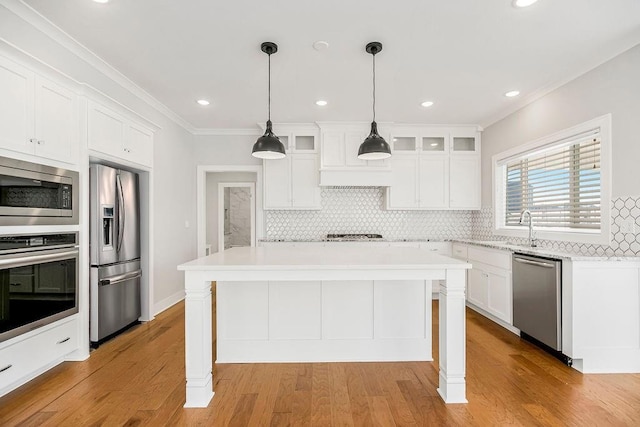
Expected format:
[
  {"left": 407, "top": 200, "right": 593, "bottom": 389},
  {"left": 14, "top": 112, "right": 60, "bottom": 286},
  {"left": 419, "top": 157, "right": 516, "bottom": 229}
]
[
  {"left": 0, "top": 233, "right": 79, "bottom": 343},
  {"left": 0, "top": 156, "right": 78, "bottom": 225}
]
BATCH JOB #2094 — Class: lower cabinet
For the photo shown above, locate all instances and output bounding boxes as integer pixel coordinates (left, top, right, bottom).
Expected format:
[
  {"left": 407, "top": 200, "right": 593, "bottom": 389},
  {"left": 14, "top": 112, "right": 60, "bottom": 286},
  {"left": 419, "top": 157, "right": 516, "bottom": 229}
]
[
  {"left": 467, "top": 261, "right": 512, "bottom": 323},
  {"left": 454, "top": 243, "right": 513, "bottom": 326},
  {"left": 0, "top": 316, "right": 79, "bottom": 397}
]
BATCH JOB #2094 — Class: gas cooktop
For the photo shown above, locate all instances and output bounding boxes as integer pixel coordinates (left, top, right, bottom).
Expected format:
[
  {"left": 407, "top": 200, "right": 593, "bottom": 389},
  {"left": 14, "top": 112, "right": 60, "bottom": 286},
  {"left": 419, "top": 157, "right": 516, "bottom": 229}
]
[{"left": 324, "top": 233, "right": 384, "bottom": 241}]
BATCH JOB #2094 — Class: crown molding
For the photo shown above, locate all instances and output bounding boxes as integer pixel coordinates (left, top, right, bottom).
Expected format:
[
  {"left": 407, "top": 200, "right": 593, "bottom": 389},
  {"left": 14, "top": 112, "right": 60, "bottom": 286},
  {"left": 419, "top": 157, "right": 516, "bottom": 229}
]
[{"left": 2, "top": 0, "right": 196, "bottom": 133}]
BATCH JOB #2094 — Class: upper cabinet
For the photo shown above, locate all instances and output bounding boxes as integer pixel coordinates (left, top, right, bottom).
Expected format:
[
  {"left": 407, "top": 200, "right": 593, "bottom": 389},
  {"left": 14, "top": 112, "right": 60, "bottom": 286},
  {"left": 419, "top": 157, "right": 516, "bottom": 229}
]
[
  {"left": 87, "top": 101, "right": 154, "bottom": 167},
  {"left": 0, "top": 56, "right": 78, "bottom": 164},
  {"left": 318, "top": 123, "right": 392, "bottom": 186},
  {"left": 263, "top": 125, "right": 321, "bottom": 210},
  {"left": 385, "top": 126, "right": 480, "bottom": 210}
]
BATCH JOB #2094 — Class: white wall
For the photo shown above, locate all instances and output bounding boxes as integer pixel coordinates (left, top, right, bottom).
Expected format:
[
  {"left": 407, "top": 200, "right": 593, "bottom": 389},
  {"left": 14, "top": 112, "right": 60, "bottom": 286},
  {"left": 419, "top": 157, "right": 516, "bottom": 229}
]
[
  {"left": 206, "top": 172, "right": 256, "bottom": 253},
  {"left": 194, "top": 134, "right": 262, "bottom": 166},
  {"left": 482, "top": 43, "right": 640, "bottom": 205},
  {"left": 0, "top": 4, "right": 197, "bottom": 312}
]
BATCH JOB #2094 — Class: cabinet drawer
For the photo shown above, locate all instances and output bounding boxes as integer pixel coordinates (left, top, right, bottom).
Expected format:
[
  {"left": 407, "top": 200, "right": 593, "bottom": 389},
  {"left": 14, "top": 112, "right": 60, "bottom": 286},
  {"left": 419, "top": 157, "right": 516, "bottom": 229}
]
[
  {"left": 451, "top": 243, "right": 468, "bottom": 260},
  {"left": 0, "top": 317, "right": 78, "bottom": 389},
  {"left": 467, "top": 246, "right": 511, "bottom": 270}
]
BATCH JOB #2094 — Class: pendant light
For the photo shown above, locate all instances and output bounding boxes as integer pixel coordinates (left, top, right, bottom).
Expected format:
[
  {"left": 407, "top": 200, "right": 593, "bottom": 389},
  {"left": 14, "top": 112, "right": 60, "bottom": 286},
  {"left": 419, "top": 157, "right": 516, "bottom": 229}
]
[
  {"left": 252, "top": 42, "right": 286, "bottom": 159},
  {"left": 358, "top": 42, "right": 391, "bottom": 160}
]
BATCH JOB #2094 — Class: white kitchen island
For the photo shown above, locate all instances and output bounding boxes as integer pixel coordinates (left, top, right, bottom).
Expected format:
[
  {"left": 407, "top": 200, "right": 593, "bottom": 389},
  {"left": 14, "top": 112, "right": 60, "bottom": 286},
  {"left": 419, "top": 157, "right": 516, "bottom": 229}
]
[{"left": 178, "top": 245, "right": 471, "bottom": 408}]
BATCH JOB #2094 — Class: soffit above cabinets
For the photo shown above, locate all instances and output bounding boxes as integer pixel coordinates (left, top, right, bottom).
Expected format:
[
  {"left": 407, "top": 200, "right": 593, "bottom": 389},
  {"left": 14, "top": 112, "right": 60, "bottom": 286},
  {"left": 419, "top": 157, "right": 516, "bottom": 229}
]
[{"left": 19, "top": 0, "right": 640, "bottom": 130}]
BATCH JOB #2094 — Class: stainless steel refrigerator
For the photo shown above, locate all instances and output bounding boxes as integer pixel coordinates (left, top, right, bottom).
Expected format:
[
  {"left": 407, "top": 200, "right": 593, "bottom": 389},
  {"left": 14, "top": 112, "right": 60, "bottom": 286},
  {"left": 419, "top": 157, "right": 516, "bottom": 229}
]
[{"left": 90, "top": 164, "right": 141, "bottom": 344}]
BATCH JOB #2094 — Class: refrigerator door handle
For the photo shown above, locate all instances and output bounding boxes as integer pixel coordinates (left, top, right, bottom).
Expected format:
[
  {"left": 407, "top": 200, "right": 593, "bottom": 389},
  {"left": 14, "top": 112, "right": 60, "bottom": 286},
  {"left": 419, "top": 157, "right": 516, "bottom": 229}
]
[
  {"left": 116, "top": 173, "right": 125, "bottom": 253},
  {"left": 99, "top": 269, "right": 142, "bottom": 286}
]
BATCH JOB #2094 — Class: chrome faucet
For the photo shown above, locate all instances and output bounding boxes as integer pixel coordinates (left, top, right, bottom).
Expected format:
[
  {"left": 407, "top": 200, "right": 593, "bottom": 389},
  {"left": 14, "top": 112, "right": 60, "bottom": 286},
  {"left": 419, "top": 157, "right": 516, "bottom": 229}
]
[{"left": 519, "top": 209, "right": 537, "bottom": 247}]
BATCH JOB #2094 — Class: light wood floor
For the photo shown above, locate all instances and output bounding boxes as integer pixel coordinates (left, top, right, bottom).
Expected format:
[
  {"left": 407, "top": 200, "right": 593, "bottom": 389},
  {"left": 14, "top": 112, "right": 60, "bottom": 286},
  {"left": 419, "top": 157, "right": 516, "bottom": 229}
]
[{"left": 1, "top": 296, "right": 639, "bottom": 426}]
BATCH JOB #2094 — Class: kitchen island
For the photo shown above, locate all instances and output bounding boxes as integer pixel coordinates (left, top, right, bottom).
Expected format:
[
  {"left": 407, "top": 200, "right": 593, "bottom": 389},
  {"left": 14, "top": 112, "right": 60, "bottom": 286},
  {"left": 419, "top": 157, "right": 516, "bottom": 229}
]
[{"left": 178, "top": 245, "right": 471, "bottom": 408}]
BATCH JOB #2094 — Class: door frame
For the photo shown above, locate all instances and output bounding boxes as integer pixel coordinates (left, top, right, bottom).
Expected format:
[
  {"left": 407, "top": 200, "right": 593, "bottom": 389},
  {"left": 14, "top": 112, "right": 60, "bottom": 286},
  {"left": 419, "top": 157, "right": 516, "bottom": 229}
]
[
  {"left": 217, "top": 182, "right": 256, "bottom": 251},
  {"left": 196, "top": 165, "right": 263, "bottom": 257}
]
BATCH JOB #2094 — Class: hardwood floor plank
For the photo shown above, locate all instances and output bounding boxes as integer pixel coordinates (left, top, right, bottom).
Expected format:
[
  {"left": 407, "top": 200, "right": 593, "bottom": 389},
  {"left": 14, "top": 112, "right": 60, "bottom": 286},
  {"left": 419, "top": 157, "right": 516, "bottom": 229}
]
[
  {"left": 228, "top": 393, "right": 259, "bottom": 427},
  {"left": 2, "top": 301, "right": 640, "bottom": 427},
  {"left": 308, "top": 362, "right": 332, "bottom": 425}
]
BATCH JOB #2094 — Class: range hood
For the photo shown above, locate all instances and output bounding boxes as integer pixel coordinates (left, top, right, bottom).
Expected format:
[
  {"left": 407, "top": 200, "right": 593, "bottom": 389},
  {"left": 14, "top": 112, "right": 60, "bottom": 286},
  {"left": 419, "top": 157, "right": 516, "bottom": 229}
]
[{"left": 319, "top": 169, "right": 392, "bottom": 186}]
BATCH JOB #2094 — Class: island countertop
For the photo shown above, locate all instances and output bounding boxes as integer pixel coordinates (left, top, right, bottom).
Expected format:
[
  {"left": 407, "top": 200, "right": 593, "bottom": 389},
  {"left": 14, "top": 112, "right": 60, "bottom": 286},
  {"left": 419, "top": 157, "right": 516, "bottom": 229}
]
[
  {"left": 179, "top": 245, "right": 471, "bottom": 408},
  {"left": 178, "top": 245, "right": 471, "bottom": 271}
]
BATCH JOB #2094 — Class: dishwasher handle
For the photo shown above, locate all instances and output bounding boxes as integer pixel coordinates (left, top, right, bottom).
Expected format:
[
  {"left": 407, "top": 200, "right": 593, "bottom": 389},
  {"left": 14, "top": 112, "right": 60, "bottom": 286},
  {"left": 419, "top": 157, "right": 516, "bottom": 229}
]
[{"left": 513, "top": 256, "right": 555, "bottom": 268}]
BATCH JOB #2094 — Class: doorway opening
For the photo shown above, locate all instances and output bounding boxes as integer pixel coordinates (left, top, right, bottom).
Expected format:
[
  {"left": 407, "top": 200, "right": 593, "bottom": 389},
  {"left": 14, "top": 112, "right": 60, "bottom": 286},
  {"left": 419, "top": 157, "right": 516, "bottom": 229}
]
[
  {"left": 198, "top": 166, "right": 262, "bottom": 256},
  {"left": 218, "top": 182, "right": 255, "bottom": 251}
]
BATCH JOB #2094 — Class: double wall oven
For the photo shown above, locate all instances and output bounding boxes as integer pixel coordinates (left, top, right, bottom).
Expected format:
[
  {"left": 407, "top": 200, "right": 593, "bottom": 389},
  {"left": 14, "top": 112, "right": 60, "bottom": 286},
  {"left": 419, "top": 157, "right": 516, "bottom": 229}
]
[{"left": 0, "top": 156, "right": 80, "bottom": 344}]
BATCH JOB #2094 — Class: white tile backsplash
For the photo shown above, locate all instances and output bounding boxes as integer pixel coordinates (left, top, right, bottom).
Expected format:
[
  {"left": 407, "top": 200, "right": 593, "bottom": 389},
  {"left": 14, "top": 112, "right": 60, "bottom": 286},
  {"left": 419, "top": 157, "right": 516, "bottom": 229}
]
[
  {"left": 265, "top": 187, "right": 473, "bottom": 240},
  {"left": 472, "top": 196, "right": 640, "bottom": 256},
  {"left": 265, "top": 188, "right": 640, "bottom": 256}
]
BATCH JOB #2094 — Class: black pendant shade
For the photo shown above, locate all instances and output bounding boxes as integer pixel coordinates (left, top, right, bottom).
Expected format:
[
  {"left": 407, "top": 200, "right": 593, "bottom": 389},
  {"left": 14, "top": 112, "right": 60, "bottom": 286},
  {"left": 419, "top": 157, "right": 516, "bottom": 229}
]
[
  {"left": 252, "top": 42, "right": 286, "bottom": 160},
  {"left": 253, "top": 120, "right": 285, "bottom": 160},
  {"left": 358, "top": 121, "right": 391, "bottom": 160},
  {"left": 358, "top": 42, "right": 391, "bottom": 160}
]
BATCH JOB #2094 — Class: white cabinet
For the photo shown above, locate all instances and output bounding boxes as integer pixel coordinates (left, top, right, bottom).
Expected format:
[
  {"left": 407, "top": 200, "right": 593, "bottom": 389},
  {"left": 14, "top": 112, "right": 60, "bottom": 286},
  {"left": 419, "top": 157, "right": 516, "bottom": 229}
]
[
  {"left": 450, "top": 156, "right": 480, "bottom": 209},
  {"left": 320, "top": 126, "right": 390, "bottom": 169},
  {"left": 461, "top": 244, "right": 513, "bottom": 325},
  {"left": 263, "top": 126, "right": 321, "bottom": 210},
  {"left": 87, "top": 101, "right": 154, "bottom": 167},
  {"left": 386, "top": 126, "right": 480, "bottom": 210},
  {"left": 0, "top": 317, "right": 79, "bottom": 397},
  {"left": 318, "top": 123, "right": 392, "bottom": 186},
  {"left": 0, "top": 56, "right": 78, "bottom": 164},
  {"left": 387, "top": 155, "right": 419, "bottom": 208}
]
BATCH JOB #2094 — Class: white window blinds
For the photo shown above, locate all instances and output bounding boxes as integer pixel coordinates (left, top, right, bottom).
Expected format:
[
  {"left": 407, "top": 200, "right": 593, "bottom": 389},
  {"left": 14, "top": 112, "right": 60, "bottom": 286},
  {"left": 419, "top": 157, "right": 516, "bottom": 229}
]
[{"left": 504, "top": 131, "right": 601, "bottom": 230}]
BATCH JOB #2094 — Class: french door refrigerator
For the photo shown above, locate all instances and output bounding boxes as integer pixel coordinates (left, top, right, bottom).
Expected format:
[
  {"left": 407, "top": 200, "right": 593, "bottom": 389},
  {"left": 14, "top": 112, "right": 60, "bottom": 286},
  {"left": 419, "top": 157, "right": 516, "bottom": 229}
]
[{"left": 90, "top": 164, "right": 141, "bottom": 345}]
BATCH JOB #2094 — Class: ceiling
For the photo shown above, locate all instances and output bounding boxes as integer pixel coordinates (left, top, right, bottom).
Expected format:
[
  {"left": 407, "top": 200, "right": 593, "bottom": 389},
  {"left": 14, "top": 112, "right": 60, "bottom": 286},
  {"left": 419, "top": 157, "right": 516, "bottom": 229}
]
[{"left": 22, "top": 0, "right": 640, "bottom": 130}]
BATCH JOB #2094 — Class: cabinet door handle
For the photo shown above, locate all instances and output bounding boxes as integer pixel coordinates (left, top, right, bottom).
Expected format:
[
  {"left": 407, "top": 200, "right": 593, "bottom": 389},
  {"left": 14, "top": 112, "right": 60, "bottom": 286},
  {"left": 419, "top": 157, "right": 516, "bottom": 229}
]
[
  {"left": 0, "top": 364, "right": 12, "bottom": 373},
  {"left": 37, "top": 140, "right": 44, "bottom": 145},
  {"left": 29, "top": 138, "right": 37, "bottom": 144},
  {"left": 57, "top": 337, "right": 71, "bottom": 344}
]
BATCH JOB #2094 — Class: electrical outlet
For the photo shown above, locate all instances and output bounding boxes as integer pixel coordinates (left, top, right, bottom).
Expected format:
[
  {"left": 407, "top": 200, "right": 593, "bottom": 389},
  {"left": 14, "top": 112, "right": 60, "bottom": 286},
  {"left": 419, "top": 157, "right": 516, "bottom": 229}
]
[{"left": 620, "top": 217, "right": 636, "bottom": 234}]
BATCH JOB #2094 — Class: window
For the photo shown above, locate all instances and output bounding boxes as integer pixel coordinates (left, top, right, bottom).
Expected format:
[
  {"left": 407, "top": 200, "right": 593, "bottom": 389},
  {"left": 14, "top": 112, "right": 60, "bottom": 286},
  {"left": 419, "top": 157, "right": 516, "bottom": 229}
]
[{"left": 493, "top": 115, "right": 611, "bottom": 244}]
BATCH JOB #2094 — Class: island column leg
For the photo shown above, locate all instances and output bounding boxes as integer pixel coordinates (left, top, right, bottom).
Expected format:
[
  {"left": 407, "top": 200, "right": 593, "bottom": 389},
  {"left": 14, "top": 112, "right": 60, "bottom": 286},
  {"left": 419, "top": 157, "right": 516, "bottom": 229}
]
[
  {"left": 437, "top": 268, "right": 467, "bottom": 403},
  {"left": 184, "top": 271, "right": 214, "bottom": 408}
]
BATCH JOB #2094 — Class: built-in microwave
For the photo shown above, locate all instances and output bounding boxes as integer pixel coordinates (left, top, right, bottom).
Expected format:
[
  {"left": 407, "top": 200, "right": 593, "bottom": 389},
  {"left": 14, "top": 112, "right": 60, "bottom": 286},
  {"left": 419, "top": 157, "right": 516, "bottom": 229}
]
[
  {"left": 0, "top": 156, "right": 78, "bottom": 226},
  {"left": 0, "top": 233, "right": 79, "bottom": 343}
]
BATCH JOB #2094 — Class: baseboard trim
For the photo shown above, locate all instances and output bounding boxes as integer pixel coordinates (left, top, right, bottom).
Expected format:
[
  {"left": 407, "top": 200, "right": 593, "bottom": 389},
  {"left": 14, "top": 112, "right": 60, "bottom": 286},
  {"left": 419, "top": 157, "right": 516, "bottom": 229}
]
[{"left": 153, "top": 290, "right": 185, "bottom": 316}]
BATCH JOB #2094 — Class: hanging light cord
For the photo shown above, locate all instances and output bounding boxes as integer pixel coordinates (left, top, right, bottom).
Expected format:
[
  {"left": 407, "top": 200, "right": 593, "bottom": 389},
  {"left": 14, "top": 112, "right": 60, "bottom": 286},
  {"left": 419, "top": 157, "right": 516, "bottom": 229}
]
[
  {"left": 268, "top": 52, "right": 271, "bottom": 122},
  {"left": 372, "top": 52, "right": 376, "bottom": 122}
]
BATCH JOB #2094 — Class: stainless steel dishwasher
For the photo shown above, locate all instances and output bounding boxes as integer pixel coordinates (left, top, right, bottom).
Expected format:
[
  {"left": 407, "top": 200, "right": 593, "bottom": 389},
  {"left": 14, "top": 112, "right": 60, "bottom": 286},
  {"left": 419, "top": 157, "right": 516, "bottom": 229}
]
[{"left": 512, "top": 253, "right": 562, "bottom": 352}]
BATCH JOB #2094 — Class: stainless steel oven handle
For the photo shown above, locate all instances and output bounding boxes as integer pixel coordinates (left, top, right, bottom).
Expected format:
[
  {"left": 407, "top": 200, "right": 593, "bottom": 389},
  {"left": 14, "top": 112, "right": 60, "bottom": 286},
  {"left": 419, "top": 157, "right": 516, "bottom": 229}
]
[
  {"left": 513, "top": 257, "right": 555, "bottom": 268},
  {"left": 99, "top": 270, "right": 142, "bottom": 286},
  {"left": 0, "top": 248, "right": 79, "bottom": 269}
]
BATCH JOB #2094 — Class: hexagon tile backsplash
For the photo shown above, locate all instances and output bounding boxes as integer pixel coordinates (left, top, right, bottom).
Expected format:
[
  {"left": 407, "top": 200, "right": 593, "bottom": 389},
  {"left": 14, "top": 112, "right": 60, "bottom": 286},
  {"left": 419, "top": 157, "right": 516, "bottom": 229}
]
[
  {"left": 472, "top": 196, "right": 640, "bottom": 256},
  {"left": 265, "top": 189, "right": 640, "bottom": 256},
  {"left": 265, "top": 187, "right": 473, "bottom": 241}
]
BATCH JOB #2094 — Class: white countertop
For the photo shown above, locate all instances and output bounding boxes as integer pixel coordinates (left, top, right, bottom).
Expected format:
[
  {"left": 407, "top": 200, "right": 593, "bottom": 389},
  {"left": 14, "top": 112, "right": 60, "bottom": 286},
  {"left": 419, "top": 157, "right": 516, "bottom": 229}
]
[
  {"left": 454, "top": 239, "right": 640, "bottom": 262},
  {"left": 178, "top": 245, "right": 472, "bottom": 271}
]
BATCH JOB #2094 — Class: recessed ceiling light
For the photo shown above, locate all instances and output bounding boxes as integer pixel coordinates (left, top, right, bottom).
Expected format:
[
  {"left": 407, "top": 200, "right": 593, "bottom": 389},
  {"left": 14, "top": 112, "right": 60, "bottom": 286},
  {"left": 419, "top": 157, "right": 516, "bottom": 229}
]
[
  {"left": 513, "top": 0, "right": 538, "bottom": 7},
  {"left": 505, "top": 90, "right": 520, "bottom": 97},
  {"left": 196, "top": 99, "right": 210, "bottom": 106},
  {"left": 313, "top": 41, "right": 329, "bottom": 51},
  {"left": 421, "top": 101, "right": 434, "bottom": 108},
  {"left": 315, "top": 100, "right": 328, "bottom": 106},
  {"left": 430, "top": 143, "right": 439, "bottom": 147},
  {"left": 93, "top": 0, "right": 110, "bottom": 3}
]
